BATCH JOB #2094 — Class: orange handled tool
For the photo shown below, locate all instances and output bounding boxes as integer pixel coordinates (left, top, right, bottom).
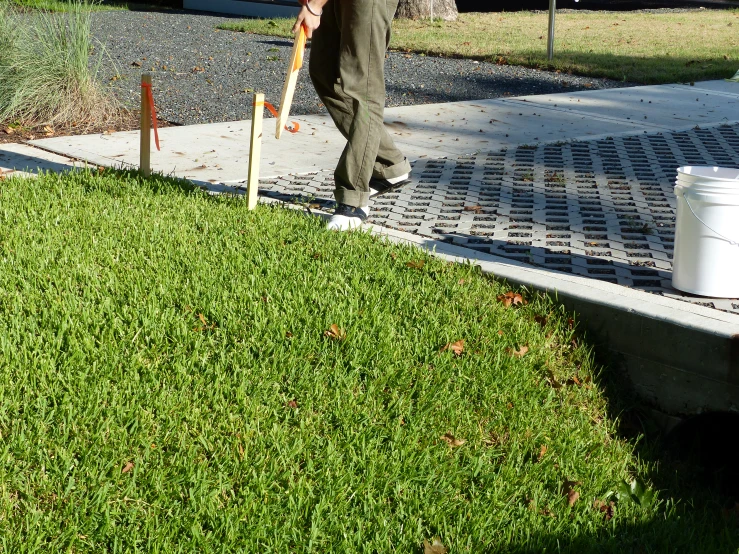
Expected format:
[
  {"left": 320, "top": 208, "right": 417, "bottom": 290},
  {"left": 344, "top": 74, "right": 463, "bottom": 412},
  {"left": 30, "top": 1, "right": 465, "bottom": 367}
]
[{"left": 275, "top": 24, "right": 307, "bottom": 139}]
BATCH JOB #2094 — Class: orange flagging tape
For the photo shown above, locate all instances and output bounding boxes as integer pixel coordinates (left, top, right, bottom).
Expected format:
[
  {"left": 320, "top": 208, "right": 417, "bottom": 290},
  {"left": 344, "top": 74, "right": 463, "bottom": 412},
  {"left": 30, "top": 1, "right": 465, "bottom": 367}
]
[
  {"left": 140, "top": 82, "right": 161, "bottom": 151},
  {"left": 263, "top": 101, "right": 279, "bottom": 117},
  {"left": 263, "top": 101, "right": 300, "bottom": 134}
]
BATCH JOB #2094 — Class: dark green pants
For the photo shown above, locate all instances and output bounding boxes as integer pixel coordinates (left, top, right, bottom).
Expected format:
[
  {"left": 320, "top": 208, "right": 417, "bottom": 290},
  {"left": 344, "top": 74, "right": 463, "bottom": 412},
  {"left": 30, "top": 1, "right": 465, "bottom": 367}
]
[{"left": 309, "top": 0, "right": 411, "bottom": 208}]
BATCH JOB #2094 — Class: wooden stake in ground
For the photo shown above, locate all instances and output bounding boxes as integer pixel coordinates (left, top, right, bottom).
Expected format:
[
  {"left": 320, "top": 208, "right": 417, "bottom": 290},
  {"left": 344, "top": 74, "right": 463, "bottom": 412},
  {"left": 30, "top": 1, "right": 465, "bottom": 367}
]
[
  {"left": 140, "top": 73, "right": 152, "bottom": 176},
  {"left": 275, "top": 26, "right": 306, "bottom": 140},
  {"left": 247, "top": 93, "right": 264, "bottom": 210}
]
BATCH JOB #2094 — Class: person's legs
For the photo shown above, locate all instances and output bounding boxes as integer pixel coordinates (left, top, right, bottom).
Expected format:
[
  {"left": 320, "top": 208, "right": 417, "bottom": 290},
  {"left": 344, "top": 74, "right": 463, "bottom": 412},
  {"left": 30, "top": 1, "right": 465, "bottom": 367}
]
[
  {"left": 309, "top": 0, "right": 410, "bottom": 212},
  {"left": 308, "top": 1, "right": 352, "bottom": 140}
]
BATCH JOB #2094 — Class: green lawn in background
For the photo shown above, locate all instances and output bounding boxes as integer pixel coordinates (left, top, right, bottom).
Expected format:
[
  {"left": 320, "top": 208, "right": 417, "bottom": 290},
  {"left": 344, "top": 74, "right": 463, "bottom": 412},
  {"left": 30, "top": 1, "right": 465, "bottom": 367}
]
[
  {"left": 0, "top": 169, "right": 736, "bottom": 552},
  {"left": 220, "top": 9, "right": 739, "bottom": 84}
]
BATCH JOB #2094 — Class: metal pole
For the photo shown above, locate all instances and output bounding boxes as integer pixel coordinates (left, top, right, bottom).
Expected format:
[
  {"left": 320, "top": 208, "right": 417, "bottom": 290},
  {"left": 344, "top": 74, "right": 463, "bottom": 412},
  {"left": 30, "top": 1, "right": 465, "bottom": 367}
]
[
  {"left": 430, "top": 0, "right": 433, "bottom": 21},
  {"left": 547, "top": 0, "right": 556, "bottom": 61}
]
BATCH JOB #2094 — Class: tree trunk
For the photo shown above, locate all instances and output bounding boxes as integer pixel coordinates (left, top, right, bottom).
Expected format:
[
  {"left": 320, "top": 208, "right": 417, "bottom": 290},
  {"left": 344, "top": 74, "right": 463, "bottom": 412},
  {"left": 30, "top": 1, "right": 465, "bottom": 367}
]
[{"left": 396, "top": 0, "right": 458, "bottom": 21}]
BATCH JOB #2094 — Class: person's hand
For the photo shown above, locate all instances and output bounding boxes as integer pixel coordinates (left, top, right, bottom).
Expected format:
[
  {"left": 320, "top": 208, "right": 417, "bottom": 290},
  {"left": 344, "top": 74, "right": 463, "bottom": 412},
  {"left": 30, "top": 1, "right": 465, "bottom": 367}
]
[{"left": 292, "top": 3, "right": 321, "bottom": 39}]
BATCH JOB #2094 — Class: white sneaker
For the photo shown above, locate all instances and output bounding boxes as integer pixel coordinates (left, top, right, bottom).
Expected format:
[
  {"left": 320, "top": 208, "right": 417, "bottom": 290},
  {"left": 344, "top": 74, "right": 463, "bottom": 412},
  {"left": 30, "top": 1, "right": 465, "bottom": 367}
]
[
  {"left": 369, "top": 172, "right": 411, "bottom": 197},
  {"left": 326, "top": 203, "right": 370, "bottom": 231}
]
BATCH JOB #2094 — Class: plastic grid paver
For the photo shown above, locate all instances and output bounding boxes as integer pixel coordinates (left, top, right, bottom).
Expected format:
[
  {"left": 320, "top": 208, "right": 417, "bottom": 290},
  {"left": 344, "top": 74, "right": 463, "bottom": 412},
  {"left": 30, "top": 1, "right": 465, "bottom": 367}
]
[{"left": 257, "top": 124, "right": 739, "bottom": 314}]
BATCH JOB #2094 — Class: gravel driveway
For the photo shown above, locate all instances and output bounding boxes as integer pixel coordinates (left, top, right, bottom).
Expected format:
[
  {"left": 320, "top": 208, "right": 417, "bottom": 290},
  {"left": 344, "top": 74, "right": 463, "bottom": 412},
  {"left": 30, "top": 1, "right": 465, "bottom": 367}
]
[{"left": 93, "top": 9, "right": 630, "bottom": 126}]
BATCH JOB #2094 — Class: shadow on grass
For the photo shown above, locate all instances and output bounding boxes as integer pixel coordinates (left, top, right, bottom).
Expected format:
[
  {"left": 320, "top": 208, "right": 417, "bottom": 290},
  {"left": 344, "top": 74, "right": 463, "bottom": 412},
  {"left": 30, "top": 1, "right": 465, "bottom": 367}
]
[
  {"left": 383, "top": 65, "right": 634, "bottom": 107},
  {"left": 390, "top": 49, "right": 738, "bottom": 86},
  {"left": 574, "top": 344, "right": 739, "bottom": 554},
  {"left": 502, "top": 515, "right": 739, "bottom": 553}
]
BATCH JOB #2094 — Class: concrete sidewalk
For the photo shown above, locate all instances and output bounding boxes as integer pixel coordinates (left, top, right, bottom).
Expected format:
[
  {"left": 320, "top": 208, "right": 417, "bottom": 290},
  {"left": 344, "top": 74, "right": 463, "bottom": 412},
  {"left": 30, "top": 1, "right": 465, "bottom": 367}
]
[
  {"left": 22, "top": 81, "right": 739, "bottom": 184},
  {"left": 4, "top": 79, "right": 739, "bottom": 418}
]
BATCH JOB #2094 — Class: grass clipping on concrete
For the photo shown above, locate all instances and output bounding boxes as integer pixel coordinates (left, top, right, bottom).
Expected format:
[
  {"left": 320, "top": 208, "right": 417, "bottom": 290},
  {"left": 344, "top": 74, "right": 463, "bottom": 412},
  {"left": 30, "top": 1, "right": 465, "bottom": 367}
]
[
  {"left": 220, "top": 9, "right": 739, "bottom": 84},
  {"left": 0, "top": 169, "right": 736, "bottom": 552},
  {"left": 0, "top": 0, "right": 118, "bottom": 129}
]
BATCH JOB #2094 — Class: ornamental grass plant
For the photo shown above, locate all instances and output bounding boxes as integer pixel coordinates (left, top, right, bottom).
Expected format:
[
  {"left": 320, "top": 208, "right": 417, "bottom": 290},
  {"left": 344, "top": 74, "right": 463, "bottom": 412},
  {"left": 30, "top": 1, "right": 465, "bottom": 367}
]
[{"left": 0, "top": 0, "right": 118, "bottom": 129}]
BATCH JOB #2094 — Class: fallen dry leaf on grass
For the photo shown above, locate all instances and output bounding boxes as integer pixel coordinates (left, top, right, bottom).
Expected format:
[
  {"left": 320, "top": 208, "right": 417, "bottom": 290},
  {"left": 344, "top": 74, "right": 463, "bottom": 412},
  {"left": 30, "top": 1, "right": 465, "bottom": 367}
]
[
  {"left": 193, "top": 313, "right": 216, "bottom": 333},
  {"left": 441, "top": 433, "right": 465, "bottom": 447},
  {"left": 121, "top": 462, "right": 134, "bottom": 474},
  {"left": 506, "top": 345, "right": 529, "bottom": 358},
  {"left": 497, "top": 291, "right": 525, "bottom": 307},
  {"left": 537, "top": 444, "right": 548, "bottom": 462},
  {"left": 286, "top": 400, "right": 298, "bottom": 409},
  {"left": 324, "top": 324, "right": 346, "bottom": 341},
  {"left": 440, "top": 339, "right": 465, "bottom": 356},
  {"left": 546, "top": 369, "right": 562, "bottom": 389},
  {"left": 424, "top": 538, "right": 448, "bottom": 554},
  {"left": 593, "top": 499, "right": 615, "bottom": 520},
  {"left": 563, "top": 479, "right": 581, "bottom": 507},
  {"left": 483, "top": 430, "right": 509, "bottom": 448},
  {"left": 406, "top": 260, "right": 425, "bottom": 270},
  {"left": 722, "top": 502, "right": 739, "bottom": 523},
  {"left": 534, "top": 315, "right": 547, "bottom": 328}
]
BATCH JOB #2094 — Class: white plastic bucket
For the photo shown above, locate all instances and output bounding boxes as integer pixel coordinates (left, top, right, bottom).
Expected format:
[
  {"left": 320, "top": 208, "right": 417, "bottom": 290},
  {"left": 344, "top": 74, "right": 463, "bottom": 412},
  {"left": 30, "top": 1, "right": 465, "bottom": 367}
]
[
  {"left": 677, "top": 166, "right": 739, "bottom": 187},
  {"left": 672, "top": 166, "right": 739, "bottom": 297}
]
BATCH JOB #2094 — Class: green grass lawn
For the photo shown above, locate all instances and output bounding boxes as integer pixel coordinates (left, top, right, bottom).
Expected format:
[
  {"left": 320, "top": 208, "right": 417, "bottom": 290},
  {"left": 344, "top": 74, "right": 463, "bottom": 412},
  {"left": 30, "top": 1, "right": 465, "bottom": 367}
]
[
  {"left": 0, "top": 169, "right": 736, "bottom": 552},
  {"left": 220, "top": 9, "right": 739, "bottom": 84}
]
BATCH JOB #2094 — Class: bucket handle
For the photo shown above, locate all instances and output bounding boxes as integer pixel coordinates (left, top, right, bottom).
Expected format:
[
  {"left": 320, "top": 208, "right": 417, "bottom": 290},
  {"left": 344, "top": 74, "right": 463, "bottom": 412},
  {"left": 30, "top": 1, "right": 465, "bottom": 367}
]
[{"left": 681, "top": 189, "right": 739, "bottom": 246}]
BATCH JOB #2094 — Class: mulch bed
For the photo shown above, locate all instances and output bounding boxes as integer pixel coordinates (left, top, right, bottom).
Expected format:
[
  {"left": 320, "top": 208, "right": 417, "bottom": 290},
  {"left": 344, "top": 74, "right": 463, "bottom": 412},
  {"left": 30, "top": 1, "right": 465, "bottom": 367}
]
[{"left": 0, "top": 109, "right": 174, "bottom": 145}]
